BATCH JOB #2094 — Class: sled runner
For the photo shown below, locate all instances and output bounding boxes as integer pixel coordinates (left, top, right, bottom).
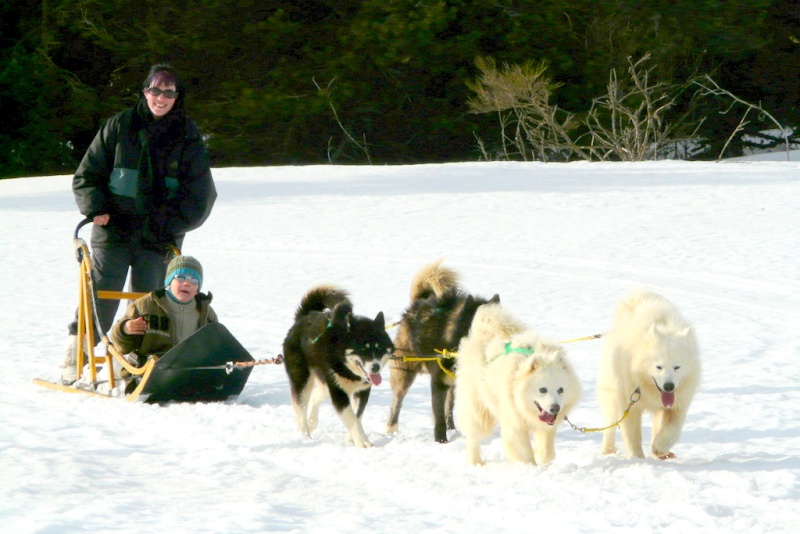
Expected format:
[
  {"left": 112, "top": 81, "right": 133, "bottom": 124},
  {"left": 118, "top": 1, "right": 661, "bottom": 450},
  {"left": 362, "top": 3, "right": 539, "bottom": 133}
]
[{"left": 34, "top": 219, "right": 255, "bottom": 403}]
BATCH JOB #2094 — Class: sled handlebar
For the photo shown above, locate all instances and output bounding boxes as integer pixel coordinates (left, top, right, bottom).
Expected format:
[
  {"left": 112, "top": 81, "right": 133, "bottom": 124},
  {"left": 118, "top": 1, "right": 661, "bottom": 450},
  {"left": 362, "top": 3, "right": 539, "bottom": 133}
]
[
  {"left": 73, "top": 217, "right": 182, "bottom": 258},
  {"left": 75, "top": 217, "right": 93, "bottom": 240},
  {"left": 73, "top": 218, "right": 93, "bottom": 263}
]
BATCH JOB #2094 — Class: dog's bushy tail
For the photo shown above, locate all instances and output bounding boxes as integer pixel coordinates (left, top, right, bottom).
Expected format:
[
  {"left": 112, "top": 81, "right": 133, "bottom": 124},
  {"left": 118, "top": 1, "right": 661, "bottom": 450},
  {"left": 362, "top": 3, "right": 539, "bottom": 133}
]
[
  {"left": 295, "top": 285, "right": 351, "bottom": 321},
  {"left": 409, "top": 259, "right": 460, "bottom": 302},
  {"left": 468, "top": 302, "right": 526, "bottom": 345}
]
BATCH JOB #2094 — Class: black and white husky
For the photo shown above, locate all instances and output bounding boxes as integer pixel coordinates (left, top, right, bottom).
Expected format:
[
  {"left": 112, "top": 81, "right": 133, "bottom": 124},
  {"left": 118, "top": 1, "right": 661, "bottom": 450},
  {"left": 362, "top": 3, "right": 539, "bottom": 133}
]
[{"left": 282, "top": 285, "right": 394, "bottom": 448}]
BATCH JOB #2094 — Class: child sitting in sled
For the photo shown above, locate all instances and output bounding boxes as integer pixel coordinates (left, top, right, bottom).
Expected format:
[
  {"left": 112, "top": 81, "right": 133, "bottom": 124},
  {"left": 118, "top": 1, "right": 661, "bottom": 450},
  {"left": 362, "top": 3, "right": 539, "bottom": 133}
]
[{"left": 110, "top": 255, "right": 217, "bottom": 364}]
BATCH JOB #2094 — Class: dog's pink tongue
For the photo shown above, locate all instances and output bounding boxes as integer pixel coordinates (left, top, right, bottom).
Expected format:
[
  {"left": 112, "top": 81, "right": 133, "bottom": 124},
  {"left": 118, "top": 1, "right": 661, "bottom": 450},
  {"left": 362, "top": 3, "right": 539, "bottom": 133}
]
[
  {"left": 370, "top": 373, "right": 382, "bottom": 386},
  {"left": 662, "top": 391, "right": 675, "bottom": 408},
  {"left": 539, "top": 412, "right": 556, "bottom": 424}
]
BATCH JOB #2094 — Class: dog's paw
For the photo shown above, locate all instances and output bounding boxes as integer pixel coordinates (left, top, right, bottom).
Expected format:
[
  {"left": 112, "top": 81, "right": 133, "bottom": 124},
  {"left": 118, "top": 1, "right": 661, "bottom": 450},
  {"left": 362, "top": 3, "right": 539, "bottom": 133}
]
[
  {"left": 655, "top": 450, "right": 676, "bottom": 460},
  {"left": 346, "top": 432, "right": 374, "bottom": 448},
  {"left": 466, "top": 452, "right": 485, "bottom": 466},
  {"left": 351, "top": 436, "right": 373, "bottom": 448},
  {"left": 307, "top": 418, "right": 318, "bottom": 433}
]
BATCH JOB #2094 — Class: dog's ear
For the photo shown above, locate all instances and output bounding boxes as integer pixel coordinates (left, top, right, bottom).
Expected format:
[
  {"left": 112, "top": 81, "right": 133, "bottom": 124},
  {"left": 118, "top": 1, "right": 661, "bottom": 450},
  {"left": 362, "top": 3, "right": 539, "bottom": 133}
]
[
  {"left": 548, "top": 346, "right": 569, "bottom": 370},
  {"left": 374, "top": 311, "right": 385, "bottom": 329},
  {"left": 490, "top": 294, "right": 500, "bottom": 304},
  {"left": 527, "top": 354, "right": 543, "bottom": 374},
  {"left": 647, "top": 323, "right": 661, "bottom": 340},
  {"left": 675, "top": 326, "right": 692, "bottom": 337}
]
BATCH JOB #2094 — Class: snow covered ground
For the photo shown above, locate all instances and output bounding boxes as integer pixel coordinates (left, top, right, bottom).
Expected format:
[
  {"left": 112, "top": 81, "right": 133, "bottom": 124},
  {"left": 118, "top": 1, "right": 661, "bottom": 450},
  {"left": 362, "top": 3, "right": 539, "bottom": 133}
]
[{"left": 1, "top": 156, "right": 798, "bottom": 532}]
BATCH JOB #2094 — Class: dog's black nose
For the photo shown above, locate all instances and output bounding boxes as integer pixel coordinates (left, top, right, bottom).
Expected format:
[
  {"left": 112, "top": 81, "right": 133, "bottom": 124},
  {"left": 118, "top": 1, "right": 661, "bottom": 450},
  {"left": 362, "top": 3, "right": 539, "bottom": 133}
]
[
  {"left": 550, "top": 403, "right": 560, "bottom": 414},
  {"left": 370, "top": 362, "right": 381, "bottom": 374},
  {"left": 663, "top": 382, "right": 675, "bottom": 392}
]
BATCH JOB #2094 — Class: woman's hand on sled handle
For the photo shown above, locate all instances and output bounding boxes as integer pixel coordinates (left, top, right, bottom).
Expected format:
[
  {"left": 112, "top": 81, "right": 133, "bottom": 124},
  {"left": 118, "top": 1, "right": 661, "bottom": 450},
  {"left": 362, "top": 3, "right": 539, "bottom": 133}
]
[{"left": 93, "top": 213, "right": 110, "bottom": 226}]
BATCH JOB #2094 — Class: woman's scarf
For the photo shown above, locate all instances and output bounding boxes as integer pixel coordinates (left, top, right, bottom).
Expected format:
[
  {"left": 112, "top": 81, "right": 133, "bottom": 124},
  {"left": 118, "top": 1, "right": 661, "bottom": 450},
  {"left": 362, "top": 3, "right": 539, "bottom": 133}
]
[{"left": 132, "top": 100, "right": 186, "bottom": 245}]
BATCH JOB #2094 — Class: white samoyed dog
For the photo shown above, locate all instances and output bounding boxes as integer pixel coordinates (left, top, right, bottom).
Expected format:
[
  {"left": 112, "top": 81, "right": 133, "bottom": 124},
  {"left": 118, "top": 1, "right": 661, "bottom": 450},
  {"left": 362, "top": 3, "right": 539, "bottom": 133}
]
[
  {"left": 455, "top": 303, "right": 581, "bottom": 465},
  {"left": 598, "top": 289, "right": 700, "bottom": 460}
]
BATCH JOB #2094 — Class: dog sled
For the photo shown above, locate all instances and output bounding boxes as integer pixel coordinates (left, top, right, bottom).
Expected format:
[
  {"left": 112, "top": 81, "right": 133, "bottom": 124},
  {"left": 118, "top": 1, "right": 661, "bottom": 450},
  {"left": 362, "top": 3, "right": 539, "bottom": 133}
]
[{"left": 33, "top": 219, "right": 257, "bottom": 403}]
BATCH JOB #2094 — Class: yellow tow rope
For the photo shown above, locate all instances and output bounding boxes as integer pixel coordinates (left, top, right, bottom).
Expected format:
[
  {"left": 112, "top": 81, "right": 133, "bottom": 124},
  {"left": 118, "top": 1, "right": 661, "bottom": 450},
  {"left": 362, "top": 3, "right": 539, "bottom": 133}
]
[
  {"left": 395, "top": 348, "right": 457, "bottom": 379},
  {"left": 558, "top": 332, "right": 606, "bottom": 344},
  {"left": 392, "top": 333, "right": 607, "bottom": 379},
  {"left": 564, "top": 388, "right": 641, "bottom": 433}
]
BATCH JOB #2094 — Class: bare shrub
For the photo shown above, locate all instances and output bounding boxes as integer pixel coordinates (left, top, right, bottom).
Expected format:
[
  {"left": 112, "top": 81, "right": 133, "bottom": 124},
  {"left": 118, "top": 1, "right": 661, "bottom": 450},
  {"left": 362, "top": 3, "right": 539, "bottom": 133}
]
[
  {"left": 467, "top": 54, "right": 701, "bottom": 162},
  {"left": 585, "top": 54, "right": 701, "bottom": 161},
  {"left": 314, "top": 77, "right": 372, "bottom": 164},
  {"left": 466, "top": 57, "right": 589, "bottom": 161},
  {"left": 693, "top": 75, "right": 794, "bottom": 161}
]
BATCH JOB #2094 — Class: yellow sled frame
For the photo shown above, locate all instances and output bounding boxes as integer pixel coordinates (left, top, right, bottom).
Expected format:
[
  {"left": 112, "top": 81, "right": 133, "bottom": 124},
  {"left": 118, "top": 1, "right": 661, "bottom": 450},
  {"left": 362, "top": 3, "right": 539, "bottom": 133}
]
[{"left": 34, "top": 220, "right": 176, "bottom": 401}]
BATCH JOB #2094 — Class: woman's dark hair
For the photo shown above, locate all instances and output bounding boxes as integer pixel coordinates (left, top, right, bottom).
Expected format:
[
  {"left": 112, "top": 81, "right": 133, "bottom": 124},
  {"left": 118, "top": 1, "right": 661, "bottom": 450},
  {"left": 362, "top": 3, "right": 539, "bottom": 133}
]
[{"left": 142, "top": 63, "right": 185, "bottom": 110}]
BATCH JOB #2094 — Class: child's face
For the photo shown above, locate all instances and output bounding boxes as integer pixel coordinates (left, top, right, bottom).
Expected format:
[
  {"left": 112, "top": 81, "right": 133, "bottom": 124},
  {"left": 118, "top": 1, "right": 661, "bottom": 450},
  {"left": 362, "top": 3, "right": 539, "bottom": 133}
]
[{"left": 169, "top": 276, "right": 199, "bottom": 303}]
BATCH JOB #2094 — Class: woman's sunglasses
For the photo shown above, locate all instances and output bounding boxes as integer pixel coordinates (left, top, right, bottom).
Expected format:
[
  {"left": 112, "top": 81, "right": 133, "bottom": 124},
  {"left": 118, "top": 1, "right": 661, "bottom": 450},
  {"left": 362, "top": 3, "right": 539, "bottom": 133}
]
[{"left": 145, "top": 87, "right": 178, "bottom": 99}]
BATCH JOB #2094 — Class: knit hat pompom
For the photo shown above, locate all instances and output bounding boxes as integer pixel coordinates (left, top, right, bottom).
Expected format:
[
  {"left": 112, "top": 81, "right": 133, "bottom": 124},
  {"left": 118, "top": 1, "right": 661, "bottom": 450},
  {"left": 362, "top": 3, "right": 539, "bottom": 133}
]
[{"left": 165, "top": 255, "right": 203, "bottom": 290}]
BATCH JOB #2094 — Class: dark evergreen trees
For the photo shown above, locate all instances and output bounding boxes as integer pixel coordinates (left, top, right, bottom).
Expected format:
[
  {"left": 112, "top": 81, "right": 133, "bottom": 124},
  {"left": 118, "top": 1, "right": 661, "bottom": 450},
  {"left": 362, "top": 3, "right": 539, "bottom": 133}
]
[{"left": 1, "top": 0, "right": 796, "bottom": 178}]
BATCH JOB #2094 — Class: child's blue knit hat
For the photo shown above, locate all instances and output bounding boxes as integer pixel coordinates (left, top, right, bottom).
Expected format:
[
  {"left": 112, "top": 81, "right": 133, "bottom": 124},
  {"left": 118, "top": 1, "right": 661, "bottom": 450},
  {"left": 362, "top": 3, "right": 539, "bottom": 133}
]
[{"left": 164, "top": 255, "right": 203, "bottom": 290}]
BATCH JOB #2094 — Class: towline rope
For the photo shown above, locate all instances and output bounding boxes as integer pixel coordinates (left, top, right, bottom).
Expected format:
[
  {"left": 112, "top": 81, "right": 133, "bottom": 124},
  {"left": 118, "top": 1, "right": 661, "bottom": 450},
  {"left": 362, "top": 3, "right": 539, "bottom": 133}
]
[
  {"left": 564, "top": 388, "right": 641, "bottom": 433},
  {"left": 390, "top": 332, "right": 606, "bottom": 380},
  {"left": 187, "top": 355, "right": 284, "bottom": 374},
  {"left": 413, "top": 332, "right": 607, "bottom": 360},
  {"left": 559, "top": 332, "right": 606, "bottom": 344},
  {"left": 391, "top": 348, "right": 457, "bottom": 378}
]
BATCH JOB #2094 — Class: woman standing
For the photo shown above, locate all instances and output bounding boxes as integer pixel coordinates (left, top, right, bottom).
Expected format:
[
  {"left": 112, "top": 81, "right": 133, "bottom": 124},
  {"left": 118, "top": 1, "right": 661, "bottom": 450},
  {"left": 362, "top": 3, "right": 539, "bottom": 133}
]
[{"left": 63, "top": 63, "right": 216, "bottom": 384}]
